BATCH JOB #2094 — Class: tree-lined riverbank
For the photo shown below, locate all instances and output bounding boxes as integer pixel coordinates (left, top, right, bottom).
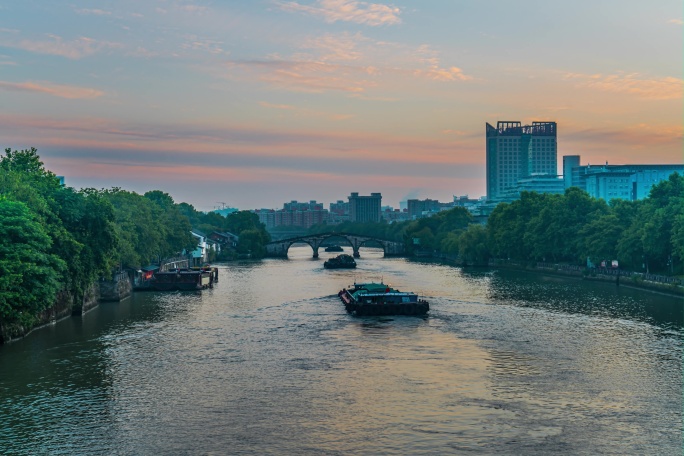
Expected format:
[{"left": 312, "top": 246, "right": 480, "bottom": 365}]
[{"left": 0, "top": 148, "right": 269, "bottom": 342}]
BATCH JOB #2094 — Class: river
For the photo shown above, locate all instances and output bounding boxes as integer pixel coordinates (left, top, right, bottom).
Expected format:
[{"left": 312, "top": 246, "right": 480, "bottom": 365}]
[{"left": 1, "top": 246, "right": 682, "bottom": 455}]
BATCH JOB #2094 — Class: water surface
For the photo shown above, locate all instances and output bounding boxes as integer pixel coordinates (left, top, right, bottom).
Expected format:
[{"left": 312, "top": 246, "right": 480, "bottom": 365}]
[{"left": 1, "top": 246, "right": 681, "bottom": 454}]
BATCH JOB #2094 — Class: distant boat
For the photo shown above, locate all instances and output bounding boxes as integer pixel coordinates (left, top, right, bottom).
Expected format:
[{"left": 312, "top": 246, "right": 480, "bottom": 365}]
[
  {"left": 324, "top": 254, "right": 356, "bottom": 269},
  {"left": 324, "top": 245, "right": 344, "bottom": 252},
  {"left": 338, "top": 281, "right": 429, "bottom": 316}
]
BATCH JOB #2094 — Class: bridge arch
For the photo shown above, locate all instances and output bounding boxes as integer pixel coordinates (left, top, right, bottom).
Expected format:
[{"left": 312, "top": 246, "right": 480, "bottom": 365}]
[{"left": 265, "top": 232, "right": 404, "bottom": 258}]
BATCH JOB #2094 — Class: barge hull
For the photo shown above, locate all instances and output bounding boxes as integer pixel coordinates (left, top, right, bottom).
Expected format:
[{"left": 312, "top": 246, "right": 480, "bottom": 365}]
[{"left": 345, "top": 302, "right": 429, "bottom": 316}]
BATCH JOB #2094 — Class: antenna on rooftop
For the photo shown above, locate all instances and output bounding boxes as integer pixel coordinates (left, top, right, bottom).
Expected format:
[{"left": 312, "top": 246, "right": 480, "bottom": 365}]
[{"left": 216, "top": 202, "right": 228, "bottom": 210}]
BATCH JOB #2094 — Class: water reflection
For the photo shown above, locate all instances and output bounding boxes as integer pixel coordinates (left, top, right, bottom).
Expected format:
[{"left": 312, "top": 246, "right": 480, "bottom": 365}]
[
  {"left": 460, "top": 268, "right": 683, "bottom": 329},
  {"left": 0, "top": 252, "right": 681, "bottom": 455}
]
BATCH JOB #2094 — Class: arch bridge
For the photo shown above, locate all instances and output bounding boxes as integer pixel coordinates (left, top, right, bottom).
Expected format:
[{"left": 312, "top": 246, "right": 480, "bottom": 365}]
[{"left": 265, "top": 232, "right": 405, "bottom": 258}]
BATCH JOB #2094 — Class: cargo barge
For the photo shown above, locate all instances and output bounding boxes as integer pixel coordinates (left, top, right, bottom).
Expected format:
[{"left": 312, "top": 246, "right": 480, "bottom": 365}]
[{"left": 338, "top": 282, "right": 429, "bottom": 316}]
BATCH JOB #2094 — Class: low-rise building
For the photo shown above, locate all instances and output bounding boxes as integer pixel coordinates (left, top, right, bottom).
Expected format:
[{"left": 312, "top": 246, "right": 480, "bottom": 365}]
[
  {"left": 253, "top": 200, "right": 330, "bottom": 229},
  {"left": 562, "top": 157, "right": 684, "bottom": 201}
]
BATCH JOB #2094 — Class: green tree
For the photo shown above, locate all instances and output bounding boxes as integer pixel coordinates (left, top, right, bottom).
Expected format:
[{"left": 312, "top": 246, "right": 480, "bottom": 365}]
[
  {"left": 144, "top": 191, "right": 196, "bottom": 258},
  {"left": 0, "top": 199, "right": 65, "bottom": 326},
  {"left": 579, "top": 214, "right": 623, "bottom": 264},
  {"left": 458, "top": 224, "right": 490, "bottom": 265}
]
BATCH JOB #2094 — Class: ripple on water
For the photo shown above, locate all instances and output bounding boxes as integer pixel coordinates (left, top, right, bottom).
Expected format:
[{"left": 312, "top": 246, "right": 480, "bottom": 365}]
[{"left": 0, "top": 251, "right": 681, "bottom": 455}]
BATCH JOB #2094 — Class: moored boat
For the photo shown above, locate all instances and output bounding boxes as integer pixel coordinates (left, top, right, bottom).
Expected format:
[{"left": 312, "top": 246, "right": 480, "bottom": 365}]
[
  {"left": 337, "top": 282, "right": 429, "bottom": 316},
  {"left": 150, "top": 266, "right": 218, "bottom": 291},
  {"left": 324, "top": 254, "right": 356, "bottom": 269}
]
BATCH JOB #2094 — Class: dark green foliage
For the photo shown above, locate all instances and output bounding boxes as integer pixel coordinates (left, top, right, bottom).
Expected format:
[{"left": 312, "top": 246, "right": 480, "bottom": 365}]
[
  {"left": 458, "top": 224, "right": 490, "bottom": 265},
  {"left": 144, "top": 191, "right": 196, "bottom": 259},
  {"left": 0, "top": 147, "right": 202, "bottom": 331},
  {"left": 483, "top": 174, "right": 683, "bottom": 274},
  {"left": 0, "top": 199, "right": 65, "bottom": 325}
]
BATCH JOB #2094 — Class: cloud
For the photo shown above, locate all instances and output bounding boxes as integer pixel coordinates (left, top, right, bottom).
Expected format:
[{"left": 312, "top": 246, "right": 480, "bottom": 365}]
[
  {"left": 180, "top": 4, "right": 209, "bottom": 14},
  {"left": 75, "top": 8, "right": 112, "bottom": 16},
  {"left": 564, "top": 123, "right": 684, "bottom": 149},
  {"left": 259, "top": 100, "right": 354, "bottom": 120},
  {"left": 277, "top": 0, "right": 401, "bottom": 26},
  {"left": 226, "top": 33, "right": 471, "bottom": 93},
  {"left": 0, "top": 114, "right": 473, "bottom": 166},
  {"left": 564, "top": 72, "right": 683, "bottom": 100},
  {"left": 181, "top": 35, "right": 227, "bottom": 55},
  {"left": 668, "top": 19, "right": 683, "bottom": 25},
  {"left": 259, "top": 101, "right": 297, "bottom": 110},
  {"left": 9, "top": 35, "right": 121, "bottom": 59},
  {"left": 0, "top": 80, "right": 104, "bottom": 99},
  {"left": 301, "top": 32, "right": 364, "bottom": 61},
  {"left": 416, "top": 66, "right": 472, "bottom": 82}
]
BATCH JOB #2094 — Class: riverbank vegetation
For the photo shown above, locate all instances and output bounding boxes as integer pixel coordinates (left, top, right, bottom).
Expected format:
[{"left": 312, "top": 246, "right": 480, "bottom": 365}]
[
  {"left": 487, "top": 175, "right": 683, "bottom": 274},
  {"left": 1, "top": 147, "right": 271, "bottom": 336},
  {"left": 308, "top": 173, "right": 683, "bottom": 275},
  {"left": 0, "top": 148, "right": 197, "bottom": 329}
]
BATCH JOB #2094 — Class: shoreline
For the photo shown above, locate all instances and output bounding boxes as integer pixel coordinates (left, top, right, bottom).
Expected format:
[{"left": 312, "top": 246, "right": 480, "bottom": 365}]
[
  {"left": 498, "top": 264, "right": 683, "bottom": 298},
  {"left": 418, "top": 256, "right": 684, "bottom": 298}
]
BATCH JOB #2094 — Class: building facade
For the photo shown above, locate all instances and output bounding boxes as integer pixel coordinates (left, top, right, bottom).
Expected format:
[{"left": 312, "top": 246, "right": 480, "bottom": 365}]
[
  {"left": 562, "top": 157, "right": 684, "bottom": 201},
  {"left": 329, "top": 200, "right": 350, "bottom": 224},
  {"left": 348, "top": 192, "right": 382, "bottom": 223},
  {"left": 253, "top": 200, "right": 330, "bottom": 229},
  {"left": 486, "top": 121, "right": 557, "bottom": 200}
]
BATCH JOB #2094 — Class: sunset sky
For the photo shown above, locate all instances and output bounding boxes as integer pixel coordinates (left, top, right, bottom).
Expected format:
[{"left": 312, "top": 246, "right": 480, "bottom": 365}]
[{"left": 1, "top": 1, "right": 682, "bottom": 210}]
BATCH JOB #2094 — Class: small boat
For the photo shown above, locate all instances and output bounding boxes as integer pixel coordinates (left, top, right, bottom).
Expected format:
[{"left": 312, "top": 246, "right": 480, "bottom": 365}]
[
  {"left": 324, "top": 254, "right": 356, "bottom": 269},
  {"left": 338, "top": 282, "right": 429, "bottom": 316},
  {"left": 324, "top": 245, "right": 344, "bottom": 252}
]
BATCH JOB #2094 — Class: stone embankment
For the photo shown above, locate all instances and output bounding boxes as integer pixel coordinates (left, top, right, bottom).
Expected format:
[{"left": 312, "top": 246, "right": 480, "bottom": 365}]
[
  {"left": 491, "top": 260, "right": 684, "bottom": 297},
  {"left": 0, "top": 273, "right": 133, "bottom": 344}
]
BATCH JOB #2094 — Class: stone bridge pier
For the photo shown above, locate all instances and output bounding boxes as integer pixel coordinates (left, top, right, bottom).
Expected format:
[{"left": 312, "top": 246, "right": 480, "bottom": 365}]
[{"left": 265, "top": 232, "right": 405, "bottom": 259}]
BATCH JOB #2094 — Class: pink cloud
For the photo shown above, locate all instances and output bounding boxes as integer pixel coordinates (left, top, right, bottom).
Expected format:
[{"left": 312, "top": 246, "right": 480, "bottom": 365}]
[
  {"left": 0, "top": 80, "right": 104, "bottom": 99},
  {"left": 277, "top": 0, "right": 401, "bottom": 26},
  {"left": 564, "top": 72, "right": 683, "bottom": 100},
  {"left": 11, "top": 35, "right": 121, "bottom": 59},
  {"left": 226, "top": 33, "right": 471, "bottom": 94}
]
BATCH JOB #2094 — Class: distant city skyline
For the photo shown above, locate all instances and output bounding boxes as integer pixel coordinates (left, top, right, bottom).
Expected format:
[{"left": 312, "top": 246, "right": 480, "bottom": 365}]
[{"left": 1, "top": 1, "right": 681, "bottom": 210}]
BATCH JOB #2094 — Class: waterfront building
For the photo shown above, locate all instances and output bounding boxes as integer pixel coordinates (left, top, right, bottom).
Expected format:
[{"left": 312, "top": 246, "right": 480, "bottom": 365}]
[
  {"left": 562, "top": 156, "right": 684, "bottom": 201},
  {"left": 348, "top": 192, "right": 382, "bottom": 223},
  {"left": 486, "top": 121, "right": 557, "bottom": 200},
  {"left": 191, "top": 229, "right": 214, "bottom": 265}
]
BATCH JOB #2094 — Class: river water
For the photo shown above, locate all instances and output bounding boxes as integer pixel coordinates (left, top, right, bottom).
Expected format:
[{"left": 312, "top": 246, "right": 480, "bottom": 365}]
[{"left": 1, "top": 246, "right": 682, "bottom": 455}]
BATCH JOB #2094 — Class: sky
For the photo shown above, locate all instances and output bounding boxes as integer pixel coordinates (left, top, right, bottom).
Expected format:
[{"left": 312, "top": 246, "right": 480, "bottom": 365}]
[{"left": 1, "top": 1, "right": 682, "bottom": 211}]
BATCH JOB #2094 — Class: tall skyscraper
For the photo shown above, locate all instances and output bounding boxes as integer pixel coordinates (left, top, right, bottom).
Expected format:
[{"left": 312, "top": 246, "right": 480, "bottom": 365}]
[
  {"left": 348, "top": 192, "right": 382, "bottom": 222},
  {"left": 485, "top": 121, "right": 557, "bottom": 200}
]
